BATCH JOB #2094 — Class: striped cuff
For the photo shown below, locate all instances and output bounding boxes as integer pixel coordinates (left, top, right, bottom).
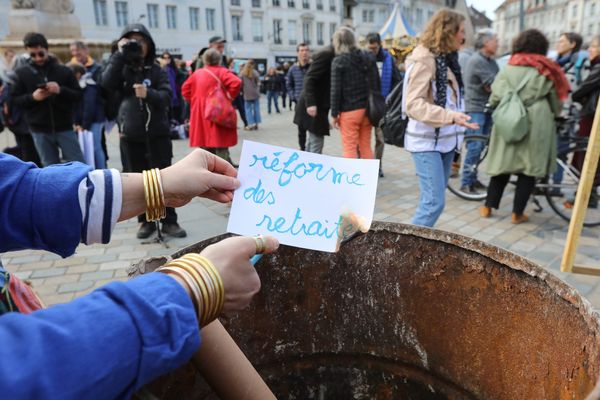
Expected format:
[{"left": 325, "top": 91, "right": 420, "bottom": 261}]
[{"left": 78, "top": 169, "right": 123, "bottom": 245}]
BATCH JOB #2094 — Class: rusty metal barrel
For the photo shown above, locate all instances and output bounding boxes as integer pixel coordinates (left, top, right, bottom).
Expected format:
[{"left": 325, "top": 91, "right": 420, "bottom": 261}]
[{"left": 133, "top": 222, "right": 600, "bottom": 399}]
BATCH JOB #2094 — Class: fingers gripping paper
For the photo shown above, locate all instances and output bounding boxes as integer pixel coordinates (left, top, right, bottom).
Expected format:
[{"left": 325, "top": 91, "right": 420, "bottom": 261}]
[{"left": 227, "top": 141, "right": 380, "bottom": 252}]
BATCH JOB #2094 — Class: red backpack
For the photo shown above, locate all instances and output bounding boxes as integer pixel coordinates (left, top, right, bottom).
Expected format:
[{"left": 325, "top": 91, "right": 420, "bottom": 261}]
[{"left": 203, "top": 68, "right": 237, "bottom": 128}]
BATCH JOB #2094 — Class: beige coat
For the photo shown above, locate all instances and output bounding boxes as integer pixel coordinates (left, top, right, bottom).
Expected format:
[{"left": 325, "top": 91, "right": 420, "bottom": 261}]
[{"left": 404, "top": 45, "right": 462, "bottom": 127}]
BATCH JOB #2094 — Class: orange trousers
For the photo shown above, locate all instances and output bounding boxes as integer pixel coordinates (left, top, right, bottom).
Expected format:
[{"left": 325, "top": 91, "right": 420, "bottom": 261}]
[{"left": 338, "top": 108, "right": 374, "bottom": 159}]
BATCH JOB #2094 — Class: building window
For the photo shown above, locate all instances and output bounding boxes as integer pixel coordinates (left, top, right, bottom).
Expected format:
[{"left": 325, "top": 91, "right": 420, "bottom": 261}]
[
  {"left": 329, "top": 22, "right": 336, "bottom": 38},
  {"left": 362, "top": 9, "right": 374, "bottom": 23},
  {"left": 329, "top": 0, "right": 336, "bottom": 12},
  {"left": 379, "top": 9, "right": 386, "bottom": 24},
  {"left": 288, "top": 20, "right": 297, "bottom": 45},
  {"left": 206, "top": 8, "right": 215, "bottom": 30},
  {"left": 189, "top": 7, "right": 199, "bottom": 30},
  {"left": 252, "top": 16, "right": 263, "bottom": 42},
  {"left": 303, "top": 0, "right": 310, "bottom": 9},
  {"left": 572, "top": 4, "right": 577, "bottom": 18},
  {"left": 273, "top": 19, "right": 282, "bottom": 44},
  {"left": 589, "top": 23, "right": 594, "bottom": 35},
  {"left": 302, "top": 20, "right": 311, "bottom": 44},
  {"left": 288, "top": 0, "right": 295, "bottom": 7},
  {"left": 115, "top": 1, "right": 128, "bottom": 27},
  {"left": 316, "top": 22, "right": 324, "bottom": 45},
  {"left": 416, "top": 8, "right": 423, "bottom": 26},
  {"left": 147, "top": 4, "right": 159, "bottom": 28},
  {"left": 231, "top": 0, "right": 240, "bottom": 5},
  {"left": 316, "top": 0, "right": 323, "bottom": 10},
  {"left": 428, "top": 10, "right": 434, "bottom": 21},
  {"left": 273, "top": 0, "right": 280, "bottom": 6},
  {"left": 93, "top": 0, "right": 108, "bottom": 26},
  {"left": 166, "top": 5, "right": 177, "bottom": 29},
  {"left": 592, "top": 3, "right": 596, "bottom": 15},
  {"left": 232, "top": 15, "right": 243, "bottom": 41},
  {"left": 252, "top": 0, "right": 261, "bottom": 7}
]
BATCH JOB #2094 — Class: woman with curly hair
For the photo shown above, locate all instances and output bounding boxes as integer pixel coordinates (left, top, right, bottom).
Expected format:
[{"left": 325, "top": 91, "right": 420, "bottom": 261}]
[
  {"left": 404, "top": 9, "right": 478, "bottom": 227},
  {"left": 480, "top": 29, "right": 568, "bottom": 223}
]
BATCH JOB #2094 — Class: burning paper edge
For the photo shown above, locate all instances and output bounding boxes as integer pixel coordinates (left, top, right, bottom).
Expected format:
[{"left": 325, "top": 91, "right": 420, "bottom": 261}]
[{"left": 334, "top": 211, "right": 371, "bottom": 252}]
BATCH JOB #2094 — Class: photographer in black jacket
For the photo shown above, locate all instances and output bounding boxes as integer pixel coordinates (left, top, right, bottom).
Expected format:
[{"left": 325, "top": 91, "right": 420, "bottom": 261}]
[
  {"left": 11, "top": 32, "right": 84, "bottom": 167},
  {"left": 101, "top": 24, "right": 186, "bottom": 239}
]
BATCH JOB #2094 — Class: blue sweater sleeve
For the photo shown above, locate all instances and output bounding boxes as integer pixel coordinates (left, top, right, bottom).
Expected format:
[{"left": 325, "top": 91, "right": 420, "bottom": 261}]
[
  {"left": 0, "top": 272, "right": 201, "bottom": 400},
  {"left": 0, "top": 153, "right": 90, "bottom": 257}
]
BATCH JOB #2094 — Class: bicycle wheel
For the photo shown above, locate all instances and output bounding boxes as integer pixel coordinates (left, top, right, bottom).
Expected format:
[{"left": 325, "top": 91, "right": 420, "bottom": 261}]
[
  {"left": 446, "top": 134, "right": 489, "bottom": 201},
  {"left": 544, "top": 144, "right": 600, "bottom": 227}
]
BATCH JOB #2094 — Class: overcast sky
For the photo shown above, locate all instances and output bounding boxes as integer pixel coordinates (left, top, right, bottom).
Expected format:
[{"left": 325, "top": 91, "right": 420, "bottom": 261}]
[{"left": 467, "top": 0, "right": 505, "bottom": 20}]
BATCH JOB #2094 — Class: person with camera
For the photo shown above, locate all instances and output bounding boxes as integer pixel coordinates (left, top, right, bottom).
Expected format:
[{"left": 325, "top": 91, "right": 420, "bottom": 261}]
[
  {"left": 101, "top": 24, "right": 187, "bottom": 239},
  {"left": 10, "top": 32, "right": 84, "bottom": 167}
]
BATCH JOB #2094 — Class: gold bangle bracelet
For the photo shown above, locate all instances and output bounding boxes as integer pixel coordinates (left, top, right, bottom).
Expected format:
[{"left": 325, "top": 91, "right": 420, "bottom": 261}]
[
  {"left": 142, "top": 170, "right": 152, "bottom": 221},
  {"left": 154, "top": 168, "right": 167, "bottom": 219},
  {"left": 157, "top": 266, "right": 204, "bottom": 322},
  {"left": 171, "top": 260, "right": 215, "bottom": 326},
  {"left": 186, "top": 254, "right": 224, "bottom": 318},
  {"left": 150, "top": 168, "right": 166, "bottom": 220},
  {"left": 148, "top": 170, "right": 159, "bottom": 221}
]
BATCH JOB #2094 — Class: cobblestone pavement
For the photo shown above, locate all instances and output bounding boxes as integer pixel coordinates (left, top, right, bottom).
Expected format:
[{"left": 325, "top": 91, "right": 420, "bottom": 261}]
[{"left": 2, "top": 101, "right": 600, "bottom": 308}]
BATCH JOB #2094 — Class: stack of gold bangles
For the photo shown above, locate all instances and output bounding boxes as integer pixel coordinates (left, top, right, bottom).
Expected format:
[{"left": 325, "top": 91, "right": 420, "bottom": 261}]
[
  {"left": 157, "top": 254, "right": 225, "bottom": 327},
  {"left": 142, "top": 168, "right": 166, "bottom": 222}
]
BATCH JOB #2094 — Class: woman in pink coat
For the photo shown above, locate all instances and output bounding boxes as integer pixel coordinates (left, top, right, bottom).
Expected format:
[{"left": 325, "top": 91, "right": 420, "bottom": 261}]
[{"left": 182, "top": 49, "right": 241, "bottom": 164}]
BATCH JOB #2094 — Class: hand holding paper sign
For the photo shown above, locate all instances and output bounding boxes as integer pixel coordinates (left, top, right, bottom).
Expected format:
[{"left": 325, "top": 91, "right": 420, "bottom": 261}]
[{"left": 227, "top": 141, "right": 379, "bottom": 252}]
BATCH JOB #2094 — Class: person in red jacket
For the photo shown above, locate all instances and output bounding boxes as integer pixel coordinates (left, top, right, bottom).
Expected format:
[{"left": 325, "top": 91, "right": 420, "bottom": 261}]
[{"left": 182, "top": 49, "right": 241, "bottom": 165}]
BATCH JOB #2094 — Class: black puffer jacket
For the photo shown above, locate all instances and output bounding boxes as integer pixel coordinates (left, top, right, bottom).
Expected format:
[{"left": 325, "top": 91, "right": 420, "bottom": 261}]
[
  {"left": 101, "top": 24, "right": 172, "bottom": 142},
  {"left": 11, "top": 57, "right": 82, "bottom": 134}
]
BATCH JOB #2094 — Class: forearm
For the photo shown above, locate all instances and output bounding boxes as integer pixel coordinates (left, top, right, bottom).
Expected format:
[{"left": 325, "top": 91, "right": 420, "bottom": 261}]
[{"left": 0, "top": 273, "right": 200, "bottom": 400}]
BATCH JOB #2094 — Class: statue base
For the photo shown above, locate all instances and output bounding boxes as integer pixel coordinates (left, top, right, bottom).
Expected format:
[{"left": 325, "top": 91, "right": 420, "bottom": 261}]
[{"left": 7, "top": 9, "right": 82, "bottom": 40}]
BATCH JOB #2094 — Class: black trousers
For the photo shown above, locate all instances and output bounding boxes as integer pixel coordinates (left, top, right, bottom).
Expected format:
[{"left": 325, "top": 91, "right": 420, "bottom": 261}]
[
  {"left": 120, "top": 136, "right": 178, "bottom": 224},
  {"left": 13, "top": 133, "right": 42, "bottom": 167},
  {"left": 298, "top": 126, "right": 307, "bottom": 151},
  {"left": 485, "top": 173, "right": 536, "bottom": 215}
]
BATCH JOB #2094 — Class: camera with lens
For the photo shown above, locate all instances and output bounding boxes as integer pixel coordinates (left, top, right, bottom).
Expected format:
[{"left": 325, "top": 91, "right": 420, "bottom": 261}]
[{"left": 122, "top": 40, "right": 143, "bottom": 66}]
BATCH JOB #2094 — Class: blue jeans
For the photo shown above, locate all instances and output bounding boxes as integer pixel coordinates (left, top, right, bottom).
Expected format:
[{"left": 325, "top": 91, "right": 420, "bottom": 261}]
[
  {"left": 90, "top": 122, "right": 107, "bottom": 169},
  {"left": 412, "top": 151, "right": 455, "bottom": 227},
  {"left": 244, "top": 99, "right": 262, "bottom": 126},
  {"left": 266, "top": 91, "right": 280, "bottom": 114},
  {"left": 461, "top": 112, "right": 492, "bottom": 187},
  {"left": 31, "top": 130, "right": 84, "bottom": 166}
]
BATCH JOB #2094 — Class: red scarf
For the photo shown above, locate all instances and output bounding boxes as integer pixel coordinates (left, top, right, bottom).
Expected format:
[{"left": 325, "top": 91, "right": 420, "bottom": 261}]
[{"left": 508, "top": 53, "right": 570, "bottom": 100}]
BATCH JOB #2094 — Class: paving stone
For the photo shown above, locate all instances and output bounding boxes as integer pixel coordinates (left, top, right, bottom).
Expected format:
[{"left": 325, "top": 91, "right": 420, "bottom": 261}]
[
  {"left": 80, "top": 270, "right": 115, "bottom": 282},
  {"left": 41, "top": 293, "right": 75, "bottom": 306},
  {"left": 58, "top": 281, "right": 95, "bottom": 294},
  {"left": 44, "top": 274, "right": 79, "bottom": 286},
  {"left": 73, "top": 247, "right": 106, "bottom": 257},
  {"left": 86, "top": 254, "right": 118, "bottom": 264},
  {"left": 118, "top": 251, "right": 150, "bottom": 261},
  {"left": 8, "top": 255, "right": 42, "bottom": 264},
  {"left": 66, "top": 264, "right": 99, "bottom": 274},
  {"left": 99, "top": 260, "right": 132, "bottom": 271},
  {"left": 32, "top": 268, "right": 67, "bottom": 279},
  {"left": 15, "top": 260, "right": 54, "bottom": 271},
  {"left": 13, "top": 271, "right": 32, "bottom": 280},
  {"left": 53, "top": 257, "right": 86, "bottom": 267}
]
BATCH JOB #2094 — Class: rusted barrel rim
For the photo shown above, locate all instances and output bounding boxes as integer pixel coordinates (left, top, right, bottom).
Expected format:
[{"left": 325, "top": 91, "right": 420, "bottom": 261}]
[{"left": 131, "top": 221, "right": 600, "bottom": 399}]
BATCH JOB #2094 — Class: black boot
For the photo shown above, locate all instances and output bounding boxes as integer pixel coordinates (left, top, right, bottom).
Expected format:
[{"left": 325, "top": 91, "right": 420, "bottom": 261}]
[
  {"left": 137, "top": 222, "right": 156, "bottom": 239},
  {"left": 161, "top": 222, "right": 187, "bottom": 238}
]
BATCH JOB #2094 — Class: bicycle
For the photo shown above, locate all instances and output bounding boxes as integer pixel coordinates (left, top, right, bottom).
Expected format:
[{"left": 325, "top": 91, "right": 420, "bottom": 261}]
[{"left": 446, "top": 133, "right": 600, "bottom": 227}]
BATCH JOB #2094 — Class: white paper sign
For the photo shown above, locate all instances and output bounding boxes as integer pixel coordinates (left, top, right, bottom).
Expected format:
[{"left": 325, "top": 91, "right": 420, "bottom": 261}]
[{"left": 227, "top": 141, "right": 380, "bottom": 252}]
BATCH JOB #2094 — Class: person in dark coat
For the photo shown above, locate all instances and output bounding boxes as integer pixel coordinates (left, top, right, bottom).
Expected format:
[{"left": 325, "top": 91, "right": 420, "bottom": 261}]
[
  {"left": 0, "top": 55, "right": 41, "bottom": 166},
  {"left": 101, "top": 23, "right": 187, "bottom": 239},
  {"left": 294, "top": 45, "right": 335, "bottom": 154},
  {"left": 569, "top": 35, "right": 600, "bottom": 207},
  {"left": 11, "top": 32, "right": 84, "bottom": 166}
]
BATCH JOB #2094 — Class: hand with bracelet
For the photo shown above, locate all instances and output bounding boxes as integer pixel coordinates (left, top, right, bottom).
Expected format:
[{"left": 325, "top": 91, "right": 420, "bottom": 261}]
[{"left": 0, "top": 150, "right": 279, "bottom": 400}]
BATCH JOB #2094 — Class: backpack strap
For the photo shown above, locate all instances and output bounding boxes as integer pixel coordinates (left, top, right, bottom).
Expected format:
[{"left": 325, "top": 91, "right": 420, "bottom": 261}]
[
  {"left": 203, "top": 67, "right": 233, "bottom": 101},
  {"left": 515, "top": 68, "right": 535, "bottom": 93}
]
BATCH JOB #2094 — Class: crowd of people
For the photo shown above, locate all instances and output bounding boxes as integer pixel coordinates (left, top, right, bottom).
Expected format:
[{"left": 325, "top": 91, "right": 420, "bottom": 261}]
[
  {"left": 1, "top": 11, "right": 599, "bottom": 230},
  {"left": 1, "top": 6, "right": 600, "bottom": 397}
]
